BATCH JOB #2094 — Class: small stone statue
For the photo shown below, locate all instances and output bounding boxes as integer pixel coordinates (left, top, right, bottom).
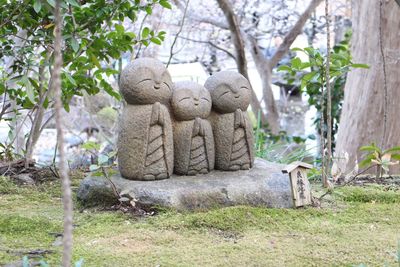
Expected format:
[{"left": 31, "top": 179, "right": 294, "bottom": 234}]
[
  {"left": 171, "top": 81, "right": 215, "bottom": 175},
  {"left": 117, "top": 58, "right": 174, "bottom": 180},
  {"left": 204, "top": 71, "right": 254, "bottom": 171}
]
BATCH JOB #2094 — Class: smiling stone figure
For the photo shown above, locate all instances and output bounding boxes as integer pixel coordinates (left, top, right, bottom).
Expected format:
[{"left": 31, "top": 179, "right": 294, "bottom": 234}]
[
  {"left": 171, "top": 81, "right": 215, "bottom": 175},
  {"left": 117, "top": 58, "right": 174, "bottom": 180},
  {"left": 205, "top": 71, "right": 255, "bottom": 171}
]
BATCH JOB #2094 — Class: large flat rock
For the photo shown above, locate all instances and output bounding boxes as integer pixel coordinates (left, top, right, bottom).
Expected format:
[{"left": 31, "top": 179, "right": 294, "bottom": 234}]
[{"left": 77, "top": 158, "right": 293, "bottom": 210}]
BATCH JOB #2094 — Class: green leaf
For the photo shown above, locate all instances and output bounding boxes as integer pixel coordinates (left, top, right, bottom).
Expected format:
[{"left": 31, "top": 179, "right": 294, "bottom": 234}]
[
  {"left": 142, "top": 40, "right": 149, "bottom": 46},
  {"left": 91, "top": 171, "right": 103, "bottom": 177},
  {"left": 108, "top": 151, "right": 117, "bottom": 158},
  {"left": 98, "top": 154, "right": 109, "bottom": 165},
  {"left": 70, "top": 37, "right": 79, "bottom": 52},
  {"left": 0, "top": 84, "right": 5, "bottom": 95},
  {"left": 159, "top": 0, "right": 172, "bottom": 9},
  {"left": 350, "top": 63, "right": 369, "bottom": 69},
  {"left": 150, "top": 37, "right": 161, "bottom": 45},
  {"left": 115, "top": 24, "right": 124, "bottom": 34},
  {"left": 142, "top": 27, "right": 150, "bottom": 39},
  {"left": 300, "top": 62, "right": 311, "bottom": 69},
  {"left": 302, "top": 71, "right": 317, "bottom": 82},
  {"left": 100, "top": 80, "right": 121, "bottom": 100},
  {"left": 291, "top": 47, "right": 303, "bottom": 52},
  {"left": 291, "top": 57, "right": 302, "bottom": 69},
  {"left": 277, "top": 65, "right": 291, "bottom": 72},
  {"left": 145, "top": 5, "right": 152, "bottom": 15},
  {"left": 89, "top": 53, "right": 101, "bottom": 68},
  {"left": 89, "top": 164, "right": 99, "bottom": 171},
  {"left": 64, "top": 72, "right": 77, "bottom": 86},
  {"left": 359, "top": 158, "right": 373, "bottom": 168},
  {"left": 384, "top": 146, "right": 400, "bottom": 154},
  {"left": 47, "top": 0, "right": 55, "bottom": 7},
  {"left": 81, "top": 141, "right": 101, "bottom": 151},
  {"left": 360, "top": 145, "right": 379, "bottom": 152},
  {"left": 34, "top": 0, "right": 42, "bottom": 13},
  {"left": 107, "top": 169, "right": 117, "bottom": 177},
  {"left": 66, "top": 0, "right": 80, "bottom": 7},
  {"left": 391, "top": 154, "right": 400, "bottom": 160}
]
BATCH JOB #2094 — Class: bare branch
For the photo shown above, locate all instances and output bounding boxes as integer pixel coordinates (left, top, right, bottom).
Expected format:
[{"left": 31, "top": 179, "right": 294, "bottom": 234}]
[
  {"left": 167, "top": 0, "right": 190, "bottom": 67},
  {"left": 171, "top": 0, "right": 229, "bottom": 29},
  {"left": 269, "top": 0, "right": 324, "bottom": 68},
  {"left": 177, "top": 36, "right": 236, "bottom": 59}
]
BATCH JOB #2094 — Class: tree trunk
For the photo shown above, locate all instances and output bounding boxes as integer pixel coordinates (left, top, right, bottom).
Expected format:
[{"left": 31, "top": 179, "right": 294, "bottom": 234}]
[
  {"left": 248, "top": 37, "right": 280, "bottom": 133},
  {"left": 335, "top": 0, "right": 400, "bottom": 174},
  {"left": 53, "top": 0, "right": 74, "bottom": 265}
]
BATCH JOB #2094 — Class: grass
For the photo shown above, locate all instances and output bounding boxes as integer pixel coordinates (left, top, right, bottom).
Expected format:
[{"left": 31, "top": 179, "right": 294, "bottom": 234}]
[{"left": 1, "top": 175, "right": 400, "bottom": 266}]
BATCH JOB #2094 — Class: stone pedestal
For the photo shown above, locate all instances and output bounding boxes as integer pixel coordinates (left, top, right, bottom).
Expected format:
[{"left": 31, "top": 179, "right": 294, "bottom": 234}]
[{"left": 77, "top": 158, "right": 293, "bottom": 210}]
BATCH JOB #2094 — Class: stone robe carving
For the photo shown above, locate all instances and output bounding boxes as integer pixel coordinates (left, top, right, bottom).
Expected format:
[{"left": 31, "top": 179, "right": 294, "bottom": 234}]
[
  {"left": 171, "top": 81, "right": 215, "bottom": 175},
  {"left": 117, "top": 58, "right": 174, "bottom": 180},
  {"left": 204, "top": 71, "right": 255, "bottom": 171}
]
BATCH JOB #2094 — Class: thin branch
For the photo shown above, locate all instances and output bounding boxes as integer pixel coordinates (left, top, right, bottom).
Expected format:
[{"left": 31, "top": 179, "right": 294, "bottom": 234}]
[
  {"left": 134, "top": 13, "right": 149, "bottom": 59},
  {"left": 325, "top": 0, "right": 331, "bottom": 187},
  {"left": 379, "top": 0, "right": 388, "bottom": 149},
  {"left": 318, "top": 164, "right": 378, "bottom": 200},
  {"left": 269, "top": 0, "right": 324, "bottom": 68},
  {"left": 39, "top": 111, "right": 56, "bottom": 133},
  {"left": 177, "top": 36, "right": 236, "bottom": 59},
  {"left": 166, "top": 0, "right": 190, "bottom": 67},
  {"left": 172, "top": 0, "right": 229, "bottom": 29}
]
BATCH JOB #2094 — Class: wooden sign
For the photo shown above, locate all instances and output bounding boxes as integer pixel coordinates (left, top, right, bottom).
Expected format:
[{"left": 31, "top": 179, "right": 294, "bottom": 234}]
[{"left": 282, "top": 161, "right": 313, "bottom": 207}]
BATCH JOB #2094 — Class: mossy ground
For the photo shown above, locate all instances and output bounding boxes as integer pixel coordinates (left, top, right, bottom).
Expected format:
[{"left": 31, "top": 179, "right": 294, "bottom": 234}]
[{"left": 0, "top": 175, "right": 399, "bottom": 266}]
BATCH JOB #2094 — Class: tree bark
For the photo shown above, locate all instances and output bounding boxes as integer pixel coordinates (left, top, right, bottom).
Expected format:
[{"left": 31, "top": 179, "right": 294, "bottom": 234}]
[
  {"left": 269, "top": 0, "right": 324, "bottom": 68},
  {"left": 247, "top": 36, "right": 280, "bottom": 133},
  {"left": 335, "top": 0, "right": 400, "bottom": 174},
  {"left": 53, "top": 0, "right": 74, "bottom": 265}
]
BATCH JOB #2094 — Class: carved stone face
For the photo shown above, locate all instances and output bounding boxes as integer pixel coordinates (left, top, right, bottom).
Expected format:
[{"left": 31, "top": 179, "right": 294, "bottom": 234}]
[
  {"left": 204, "top": 71, "right": 251, "bottom": 113},
  {"left": 172, "top": 81, "right": 212, "bottom": 121},
  {"left": 119, "top": 58, "right": 173, "bottom": 105}
]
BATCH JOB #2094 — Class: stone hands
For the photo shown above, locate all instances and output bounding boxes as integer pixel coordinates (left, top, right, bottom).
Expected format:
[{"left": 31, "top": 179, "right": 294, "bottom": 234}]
[
  {"left": 150, "top": 102, "right": 165, "bottom": 126},
  {"left": 192, "top": 118, "right": 207, "bottom": 137}
]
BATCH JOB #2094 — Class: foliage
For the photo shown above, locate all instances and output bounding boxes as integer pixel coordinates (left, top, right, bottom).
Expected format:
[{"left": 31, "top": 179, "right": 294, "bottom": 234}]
[
  {"left": 81, "top": 141, "right": 116, "bottom": 176},
  {"left": 254, "top": 111, "right": 315, "bottom": 164},
  {"left": 278, "top": 31, "right": 369, "bottom": 150},
  {"left": 256, "top": 141, "right": 314, "bottom": 165},
  {"left": 359, "top": 143, "right": 400, "bottom": 178},
  {"left": 334, "top": 185, "right": 400, "bottom": 204},
  {"left": 0, "top": 0, "right": 170, "bottom": 111}
]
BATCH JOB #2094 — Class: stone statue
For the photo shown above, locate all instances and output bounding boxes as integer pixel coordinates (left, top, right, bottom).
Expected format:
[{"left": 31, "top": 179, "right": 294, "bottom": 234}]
[
  {"left": 117, "top": 58, "right": 174, "bottom": 180},
  {"left": 204, "top": 71, "right": 255, "bottom": 171},
  {"left": 171, "top": 81, "right": 215, "bottom": 175}
]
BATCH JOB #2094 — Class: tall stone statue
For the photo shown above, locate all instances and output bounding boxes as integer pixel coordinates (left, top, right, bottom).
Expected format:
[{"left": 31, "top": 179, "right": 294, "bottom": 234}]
[
  {"left": 204, "top": 71, "right": 255, "bottom": 171},
  {"left": 171, "top": 81, "right": 215, "bottom": 175},
  {"left": 117, "top": 58, "right": 174, "bottom": 180}
]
